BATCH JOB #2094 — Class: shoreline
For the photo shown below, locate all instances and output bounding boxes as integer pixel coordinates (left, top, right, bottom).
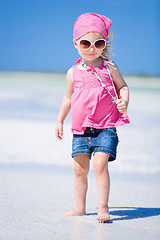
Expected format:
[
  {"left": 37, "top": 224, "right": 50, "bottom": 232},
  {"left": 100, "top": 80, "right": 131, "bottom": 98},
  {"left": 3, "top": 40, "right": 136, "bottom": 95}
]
[{"left": 0, "top": 71, "right": 160, "bottom": 89}]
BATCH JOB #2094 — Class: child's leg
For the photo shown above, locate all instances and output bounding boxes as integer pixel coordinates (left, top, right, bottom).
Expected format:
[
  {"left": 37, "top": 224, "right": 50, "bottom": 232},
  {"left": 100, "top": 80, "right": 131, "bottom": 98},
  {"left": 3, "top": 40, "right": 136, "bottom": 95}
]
[
  {"left": 92, "top": 152, "right": 110, "bottom": 221},
  {"left": 63, "top": 154, "right": 90, "bottom": 216}
]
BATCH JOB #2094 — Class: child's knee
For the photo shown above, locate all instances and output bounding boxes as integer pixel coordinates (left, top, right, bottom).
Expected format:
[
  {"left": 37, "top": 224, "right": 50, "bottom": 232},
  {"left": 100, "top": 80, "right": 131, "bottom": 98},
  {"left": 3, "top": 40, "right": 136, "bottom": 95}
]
[
  {"left": 92, "top": 155, "right": 109, "bottom": 175},
  {"left": 74, "top": 161, "right": 89, "bottom": 177},
  {"left": 74, "top": 155, "right": 90, "bottom": 177},
  {"left": 93, "top": 162, "right": 105, "bottom": 175},
  {"left": 74, "top": 164, "right": 89, "bottom": 177}
]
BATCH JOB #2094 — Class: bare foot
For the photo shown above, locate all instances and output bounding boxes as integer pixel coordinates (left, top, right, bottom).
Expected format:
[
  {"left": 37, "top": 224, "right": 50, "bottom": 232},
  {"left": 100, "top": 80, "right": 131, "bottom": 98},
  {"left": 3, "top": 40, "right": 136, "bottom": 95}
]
[
  {"left": 63, "top": 208, "right": 86, "bottom": 217},
  {"left": 96, "top": 207, "right": 110, "bottom": 222}
]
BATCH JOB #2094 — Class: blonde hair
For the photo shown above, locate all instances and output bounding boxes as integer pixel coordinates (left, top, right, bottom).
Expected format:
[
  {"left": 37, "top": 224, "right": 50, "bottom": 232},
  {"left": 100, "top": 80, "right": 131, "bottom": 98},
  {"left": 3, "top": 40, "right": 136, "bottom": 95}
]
[{"left": 102, "top": 33, "right": 113, "bottom": 59}]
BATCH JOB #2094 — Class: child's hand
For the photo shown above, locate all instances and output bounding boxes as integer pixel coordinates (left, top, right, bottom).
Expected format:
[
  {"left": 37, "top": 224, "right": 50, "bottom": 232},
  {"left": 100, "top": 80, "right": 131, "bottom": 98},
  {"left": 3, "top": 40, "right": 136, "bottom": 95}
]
[
  {"left": 116, "top": 98, "right": 127, "bottom": 113},
  {"left": 55, "top": 122, "right": 63, "bottom": 140}
]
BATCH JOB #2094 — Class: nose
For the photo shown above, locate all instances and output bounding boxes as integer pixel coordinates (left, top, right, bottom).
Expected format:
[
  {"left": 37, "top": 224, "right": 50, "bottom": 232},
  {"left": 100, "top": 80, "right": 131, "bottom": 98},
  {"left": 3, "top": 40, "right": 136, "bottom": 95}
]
[{"left": 89, "top": 43, "right": 95, "bottom": 50}]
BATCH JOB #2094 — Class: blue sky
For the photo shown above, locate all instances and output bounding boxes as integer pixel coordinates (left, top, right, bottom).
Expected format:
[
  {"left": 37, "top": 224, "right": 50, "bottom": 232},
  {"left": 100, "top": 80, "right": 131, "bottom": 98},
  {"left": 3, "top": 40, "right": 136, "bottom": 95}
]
[{"left": 0, "top": 0, "right": 159, "bottom": 76}]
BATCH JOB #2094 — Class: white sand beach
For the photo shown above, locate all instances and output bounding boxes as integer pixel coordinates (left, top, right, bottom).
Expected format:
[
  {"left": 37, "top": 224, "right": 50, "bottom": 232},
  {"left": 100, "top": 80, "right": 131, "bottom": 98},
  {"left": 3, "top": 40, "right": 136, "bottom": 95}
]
[{"left": 0, "top": 72, "right": 160, "bottom": 239}]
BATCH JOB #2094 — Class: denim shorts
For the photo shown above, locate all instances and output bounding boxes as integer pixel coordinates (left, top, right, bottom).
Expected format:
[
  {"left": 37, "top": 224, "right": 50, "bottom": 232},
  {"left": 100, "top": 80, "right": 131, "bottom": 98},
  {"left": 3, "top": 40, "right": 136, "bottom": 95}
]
[{"left": 72, "top": 127, "right": 119, "bottom": 161}]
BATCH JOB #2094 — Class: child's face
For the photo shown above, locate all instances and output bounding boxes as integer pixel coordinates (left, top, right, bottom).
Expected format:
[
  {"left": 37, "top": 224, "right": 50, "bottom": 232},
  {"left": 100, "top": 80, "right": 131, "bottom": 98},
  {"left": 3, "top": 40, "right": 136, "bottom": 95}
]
[{"left": 74, "top": 32, "right": 105, "bottom": 63}]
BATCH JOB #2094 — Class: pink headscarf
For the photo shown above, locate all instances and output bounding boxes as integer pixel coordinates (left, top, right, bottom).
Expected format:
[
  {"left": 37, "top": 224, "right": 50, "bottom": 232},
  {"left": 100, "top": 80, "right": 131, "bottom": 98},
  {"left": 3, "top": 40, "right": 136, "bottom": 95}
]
[{"left": 73, "top": 13, "right": 112, "bottom": 42}]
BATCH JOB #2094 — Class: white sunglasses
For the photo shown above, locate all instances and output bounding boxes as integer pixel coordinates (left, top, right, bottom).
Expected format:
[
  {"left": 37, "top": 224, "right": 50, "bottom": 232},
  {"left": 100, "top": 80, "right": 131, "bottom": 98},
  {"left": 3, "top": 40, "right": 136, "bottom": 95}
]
[{"left": 77, "top": 39, "right": 106, "bottom": 50}]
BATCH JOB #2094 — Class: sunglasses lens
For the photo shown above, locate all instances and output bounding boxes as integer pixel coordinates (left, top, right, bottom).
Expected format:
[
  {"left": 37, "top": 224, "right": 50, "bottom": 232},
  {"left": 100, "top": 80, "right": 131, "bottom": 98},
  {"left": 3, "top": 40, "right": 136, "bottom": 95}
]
[
  {"left": 79, "top": 40, "right": 91, "bottom": 49},
  {"left": 95, "top": 40, "right": 106, "bottom": 49}
]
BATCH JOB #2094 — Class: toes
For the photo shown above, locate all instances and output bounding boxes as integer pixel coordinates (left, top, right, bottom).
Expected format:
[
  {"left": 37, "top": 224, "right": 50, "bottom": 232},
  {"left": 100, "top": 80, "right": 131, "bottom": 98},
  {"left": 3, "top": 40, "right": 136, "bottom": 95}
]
[{"left": 97, "top": 213, "right": 110, "bottom": 222}]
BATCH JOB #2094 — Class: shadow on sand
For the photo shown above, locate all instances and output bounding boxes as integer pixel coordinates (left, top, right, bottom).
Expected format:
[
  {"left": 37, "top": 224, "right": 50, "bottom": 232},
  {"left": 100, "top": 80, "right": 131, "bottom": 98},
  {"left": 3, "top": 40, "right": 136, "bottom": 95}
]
[
  {"left": 110, "top": 207, "right": 160, "bottom": 221},
  {"left": 87, "top": 207, "right": 160, "bottom": 223}
]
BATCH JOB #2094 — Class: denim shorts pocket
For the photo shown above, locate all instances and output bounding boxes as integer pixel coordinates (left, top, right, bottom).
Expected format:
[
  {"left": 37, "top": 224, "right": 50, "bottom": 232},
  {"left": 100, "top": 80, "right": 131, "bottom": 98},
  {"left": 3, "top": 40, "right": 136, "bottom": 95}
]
[{"left": 107, "top": 128, "right": 118, "bottom": 138}]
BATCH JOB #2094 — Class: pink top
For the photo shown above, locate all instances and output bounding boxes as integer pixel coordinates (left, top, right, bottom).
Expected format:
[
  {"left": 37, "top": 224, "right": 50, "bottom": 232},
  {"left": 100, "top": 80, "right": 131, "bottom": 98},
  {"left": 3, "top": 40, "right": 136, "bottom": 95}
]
[{"left": 71, "top": 61, "right": 130, "bottom": 134}]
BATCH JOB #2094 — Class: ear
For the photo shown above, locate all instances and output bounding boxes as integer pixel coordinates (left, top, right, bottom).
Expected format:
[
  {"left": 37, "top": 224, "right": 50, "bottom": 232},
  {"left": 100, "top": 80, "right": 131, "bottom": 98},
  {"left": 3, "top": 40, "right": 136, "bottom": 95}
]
[{"left": 74, "top": 41, "right": 78, "bottom": 49}]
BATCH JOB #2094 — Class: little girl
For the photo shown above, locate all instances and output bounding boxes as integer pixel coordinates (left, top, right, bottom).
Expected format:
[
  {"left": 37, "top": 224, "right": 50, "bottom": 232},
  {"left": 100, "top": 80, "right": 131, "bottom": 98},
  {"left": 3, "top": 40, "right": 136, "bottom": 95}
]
[{"left": 55, "top": 13, "right": 130, "bottom": 222}]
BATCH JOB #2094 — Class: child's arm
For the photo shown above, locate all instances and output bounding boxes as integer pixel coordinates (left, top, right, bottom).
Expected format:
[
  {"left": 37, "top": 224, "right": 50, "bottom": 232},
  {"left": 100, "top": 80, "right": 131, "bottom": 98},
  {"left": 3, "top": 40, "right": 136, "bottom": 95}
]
[
  {"left": 55, "top": 67, "right": 74, "bottom": 140},
  {"left": 110, "top": 62, "right": 129, "bottom": 113}
]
